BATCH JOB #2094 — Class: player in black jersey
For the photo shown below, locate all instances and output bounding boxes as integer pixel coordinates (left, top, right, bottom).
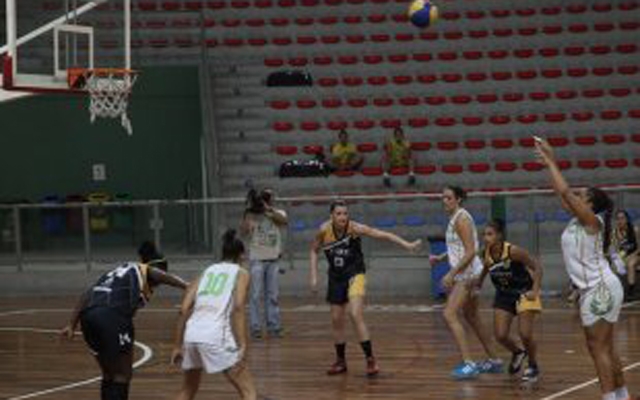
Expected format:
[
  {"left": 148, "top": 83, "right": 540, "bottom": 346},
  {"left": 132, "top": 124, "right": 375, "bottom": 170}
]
[
  {"left": 476, "top": 219, "right": 543, "bottom": 382},
  {"left": 310, "top": 200, "right": 421, "bottom": 377},
  {"left": 61, "top": 241, "right": 188, "bottom": 400}
]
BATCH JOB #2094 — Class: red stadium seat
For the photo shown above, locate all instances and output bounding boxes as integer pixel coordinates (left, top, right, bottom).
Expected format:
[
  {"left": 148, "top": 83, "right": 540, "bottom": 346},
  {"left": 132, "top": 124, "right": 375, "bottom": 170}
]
[
  {"left": 393, "top": 76, "right": 414, "bottom": 85},
  {"left": 632, "top": 134, "right": 640, "bottom": 143},
  {"left": 518, "top": 27, "right": 538, "bottom": 36},
  {"left": 395, "top": 33, "right": 415, "bottom": 42},
  {"left": 420, "top": 31, "right": 439, "bottom": 40},
  {"left": 297, "top": 36, "right": 317, "bottom": 45},
  {"left": 362, "top": 167, "right": 384, "bottom": 176},
  {"left": 522, "top": 162, "right": 544, "bottom": 171},
  {"left": 517, "top": 114, "right": 539, "bottom": 124},
  {"left": 568, "top": 23, "right": 589, "bottom": 33},
  {"left": 464, "top": 140, "right": 485, "bottom": 150},
  {"left": 593, "top": 67, "right": 614, "bottom": 76},
  {"left": 319, "top": 16, "right": 338, "bottom": 25},
  {"left": 567, "top": 67, "right": 588, "bottom": 77},
  {"left": 278, "top": 0, "right": 295, "bottom": 6},
  {"left": 247, "top": 37, "right": 268, "bottom": 46},
  {"left": 468, "top": 30, "right": 489, "bottom": 39},
  {"left": 207, "top": 1, "right": 226, "bottom": 8},
  {"left": 610, "top": 88, "right": 632, "bottom": 97},
  {"left": 545, "top": 113, "right": 567, "bottom": 123},
  {"left": 462, "top": 116, "right": 483, "bottom": 126},
  {"left": 437, "top": 141, "right": 459, "bottom": 150},
  {"left": 601, "top": 110, "right": 622, "bottom": 120},
  {"left": 463, "top": 51, "right": 483, "bottom": 60},
  {"left": 295, "top": 99, "right": 316, "bottom": 109},
  {"left": 162, "top": 1, "right": 181, "bottom": 10},
  {"left": 270, "top": 100, "right": 291, "bottom": 110},
  {"left": 368, "top": 76, "right": 389, "bottom": 86},
  {"left": 469, "top": 163, "right": 490, "bottom": 173},
  {"left": 557, "top": 160, "right": 572, "bottom": 170},
  {"left": 357, "top": 143, "right": 378, "bottom": 153},
  {"left": 620, "top": 21, "right": 640, "bottom": 30},
  {"left": 617, "top": 44, "right": 637, "bottom": 53},
  {"left": 415, "top": 165, "right": 436, "bottom": 175},
  {"left": 466, "top": 10, "right": 486, "bottom": 19},
  {"left": 442, "top": 164, "right": 464, "bottom": 174},
  {"left": 148, "top": 38, "right": 170, "bottom": 48},
  {"left": 368, "top": 14, "right": 387, "bottom": 23},
  {"left": 516, "top": 8, "right": 536, "bottom": 16},
  {"left": 363, "top": 55, "right": 384, "bottom": 64},
  {"left": 442, "top": 73, "right": 462, "bottom": 83},
  {"left": 566, "top": 4, "right": 587, "bottom": 13},
  {"left": 347, "top": 98, "right": 368, "bottom": 108},
  {"left": 514, "top": 49, "right": 534, "bottom": 58},
  {"left": 491, "top": 9, "right": 511, "bottom": 18},
  {"left": 452, "top": 95, "right": 473, "bottom": 104},
  {"left": 438, "top": 52, "right": 458, "bottom": 61},
  {"left": 295, "top": 17, "right": 314, "bottom": 25},
  {"left": 320, "top": 35, "right": 340, "bottom": 44},
  {"left": 467, "top": 72, "right": 488, "bottom": 81},
  {"left": 519, "top": 138, "right": 535, "bottom": 148},
  {"left": 425, "top": 96, "right": 446, "bottom": 106},
  {"left": 321, "top": 98, "right": 342, "bottom": 109},
  {"left": 390, "top": 167, "right": 410, "bottom": 176},
  {"left": 577, "top": 160, "right": 601, "bottom": 170},
  {"left": 593, "top": 2, "right": 613, "bottom": 12},
  {"left": 543, "top": 25, "right": 563, "bottom": 35},
  {"left": 344, "top": 15, "right": 362, "bottom": 24},
  {"left": 539, "top": 48, "right": 560, "bottom": 57},
  {"left": 602, "top": 134, "right": 626, "bottom": 145},
  {"left": 495, "top": 162, "right": 518, "bottom": 172},
  {"left": 354, "top": 119, "right": 375, "bottom": 130},
  {"left": 303, "top": 145, "right": 323, "bottom": 155},
  {"left": 477, "top": 93, "right": 498, "bottom": 103},
  {"left": 503, "top": 93, "right": 524, "bottom": 102},
  {"left": 381, "top": 119, "right": 402, "bottom": 128},
  {"left": 413, "top": 53, "right": 432, "bottom": 62},
  {"left": 444, "top": 31, "right": 464, "bottom": 40},
  {"left": 541, "top": 6, "right": 561, "bottom": 15},
  {"left": 273, "top": 121, "right": 294, "bottom": 132},
  {"left": 343, "top": 76, "right": 363, "bottom": 86},
  {"left": 327, "top": 121, "right": 348, "bottom": 130},
  {"left": 334, "top": 170, "right": 356, "bottom": 177},
  {"left": 346, "top": 35, "right": 366, "bottom": 44},
  {"left": 388, "top": 54, "right": 409, "bottom": 63},
  {"left": 594, "top": 23, "right": 615, "bottom": 32},
  {"left": 254, "top": 0, "right": 273, "bottom": 7},
  {"left": 488, "top": 50, "right": 509, "bottom": 59},
  {"left": 583, "top": 89, "right": 605, "bottom": 98},
  {"left": 231, "top": 0, "right": 250, "bottom": 7},
  {"left": 619, "top": 1, "right": 638, "bottom": 11},
  {"left": 417, "top": 74, "right": 437, "bottom": 84},
  {"left": 489, "top": 115, "right": 511, "bottom": 125},
  {"left": 548, "top": 137, "right": 569, "bottom": 147},
  {"left": 572, "top": 111, "right": 595, "bottom": 122},
  {"left": 408, "top": 117, "right": 429, "bottom": 127},
  {"left": 441, "top": 11, "right": 461, "bottom": 20},
  {"left": 492, "top": 139, "right": 514, "bottom": 149},
  {"left": 338, "top": 55, "right": 358, "bottom": 65},
  {"left": 494, "top": 28, "right": 514, "bottom": 37},
  {"left": 300, "top": 121, "right": 320, "bottom": 131},
  {"left": 276, "top": 145, "right": 297, "bottom": 156},
  {"left": 492, "top": 71, "right": 513, "bottom": 81},
  {"left": 400, "top": 96, "right": 421, "bottom": 106},
  {"left": 301, "top": 0, "right": 320, "bottom": 6},
  {"left": 630, "top": 109, "right": 640, "bottom": 118},
  {"left": 605, "top": 159, "right": 629, "bottom": 169},
  {"left": 411, "top": 142, "right": 431, "bottom": 151},
  {"left": 318, "top": 77, "right": 338, "bottom": 87},
  {"left": 541, "top": 69, "right": 562, "bottom": 78},
  {"left": 575, "top": 136, "right": 597, "bottom": 146},
  {"left": 529, "top": 92, "right": 550, "bottom": 101},
  {"left": 556, "top": 90, "right": 577, "bottom": 100}
]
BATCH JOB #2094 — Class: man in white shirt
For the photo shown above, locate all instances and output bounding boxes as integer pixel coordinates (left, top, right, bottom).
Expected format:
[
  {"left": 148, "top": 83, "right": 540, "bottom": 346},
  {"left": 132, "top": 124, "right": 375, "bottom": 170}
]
[{"left": 241, "top": 188, "right": 288, "bottom": 339}]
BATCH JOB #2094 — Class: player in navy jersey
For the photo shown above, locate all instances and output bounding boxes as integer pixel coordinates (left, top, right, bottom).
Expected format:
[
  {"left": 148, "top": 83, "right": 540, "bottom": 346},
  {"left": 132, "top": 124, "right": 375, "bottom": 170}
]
[{"left": 61, "top": 241, "right": 187, "bottom": 400}]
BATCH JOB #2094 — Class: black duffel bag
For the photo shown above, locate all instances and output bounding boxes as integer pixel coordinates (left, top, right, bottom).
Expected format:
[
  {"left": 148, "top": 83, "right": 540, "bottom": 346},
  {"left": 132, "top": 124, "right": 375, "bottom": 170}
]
[
  {"left": 279, "top": 158, "right": 331, "bottom": 178},
  {"left": 266, "top": 70, "right": 313, "bottom": 87}
]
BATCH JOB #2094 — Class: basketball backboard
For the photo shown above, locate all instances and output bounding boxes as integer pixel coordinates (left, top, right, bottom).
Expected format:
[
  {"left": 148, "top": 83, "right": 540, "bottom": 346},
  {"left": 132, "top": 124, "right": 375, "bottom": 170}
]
[{"left": 1, "top": 0, "right": 131, "bottom": 94}]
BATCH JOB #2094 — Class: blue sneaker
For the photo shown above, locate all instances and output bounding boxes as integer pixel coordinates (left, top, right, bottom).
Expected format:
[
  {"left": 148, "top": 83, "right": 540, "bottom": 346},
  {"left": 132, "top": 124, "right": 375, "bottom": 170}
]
[
  {"left": 451, "top": 361, "right": 479, "bottom": 380},
  {"left": 478, "top": 359, "right": 504, "bottom": 374}
]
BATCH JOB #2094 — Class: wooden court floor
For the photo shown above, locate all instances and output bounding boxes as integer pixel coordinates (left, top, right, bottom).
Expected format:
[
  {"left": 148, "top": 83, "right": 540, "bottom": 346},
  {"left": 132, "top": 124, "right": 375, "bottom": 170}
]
[{"left": 1, "top": 297, "right": 639, "bottom": 400}]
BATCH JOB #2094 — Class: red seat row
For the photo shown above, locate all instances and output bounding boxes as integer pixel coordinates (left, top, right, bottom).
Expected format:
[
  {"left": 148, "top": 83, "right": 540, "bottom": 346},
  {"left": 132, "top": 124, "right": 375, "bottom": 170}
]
[
  {"left": 275, "top": 134, "right": 637, "bottom": 156},
  {"left": 75, "top": 0, "right": 637, "bottom": 14},
  {"left": 272, "top": 111, "right": 640, "bottom": 132},
  {"left": 268, "top": 87, "right": 639, "bottom": 110},
  {"left": 309, "top": 66, "right": 640, "bottom": 88},
  {"left": 263, "top": 45, "right": 638, "bottom": 66}
]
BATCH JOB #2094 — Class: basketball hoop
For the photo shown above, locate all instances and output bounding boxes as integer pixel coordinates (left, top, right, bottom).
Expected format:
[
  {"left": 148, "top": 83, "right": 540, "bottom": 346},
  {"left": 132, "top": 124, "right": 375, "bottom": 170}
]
[{"left": 70, "top": 68, "right": 137, "bottom": 135}]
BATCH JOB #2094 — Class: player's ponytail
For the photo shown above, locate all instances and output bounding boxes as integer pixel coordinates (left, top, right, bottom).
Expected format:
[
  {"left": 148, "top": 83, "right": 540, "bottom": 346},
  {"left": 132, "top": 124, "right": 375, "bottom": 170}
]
[
  {"left": 222, "top": 229, "right": 245, "bottom": 262},
  {"left": 588, "top": 187, "right": 614, "bottom": 254}
]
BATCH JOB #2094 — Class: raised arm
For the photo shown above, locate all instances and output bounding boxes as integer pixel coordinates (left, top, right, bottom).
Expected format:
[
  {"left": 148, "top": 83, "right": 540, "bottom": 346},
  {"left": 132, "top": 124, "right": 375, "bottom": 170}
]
[
  {"left": 171, "top": 275, "right": 200, "bottom": 365},
  {"left": 309, "top": 230, "right": 324, "bottom": 292},
  {"left": 148, "top": 267, "right": 188, "bottom": 290},
  {"left": 354, "top": 223, "right": 422, "bottom": 253},
  {"left": 231, "top": 270, "right": 250, "bottom": 360},
  {"left": 534, "top": 138, "right": 600, "bottom": 232},
  {"left": 510, "top": 245, "right": 543, "bottom": 299},
  {"left": 265, "top": 207, "right": 288, "bottom": 227}
]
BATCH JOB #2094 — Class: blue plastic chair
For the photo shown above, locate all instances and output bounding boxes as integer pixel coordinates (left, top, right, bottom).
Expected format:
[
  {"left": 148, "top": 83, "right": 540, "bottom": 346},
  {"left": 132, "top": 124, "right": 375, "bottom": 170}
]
[
  {"left": 372, "top": 217, "right": 397, "bottom": 229},
  {"left": 403, "top": 215, "right": 427, "bottom": 227}
]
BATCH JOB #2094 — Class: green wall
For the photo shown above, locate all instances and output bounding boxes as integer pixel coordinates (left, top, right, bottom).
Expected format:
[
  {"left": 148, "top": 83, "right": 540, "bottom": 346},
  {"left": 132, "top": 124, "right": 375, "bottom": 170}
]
[{"left": 0, "top": 66, "right": 203, "bottom": 201}]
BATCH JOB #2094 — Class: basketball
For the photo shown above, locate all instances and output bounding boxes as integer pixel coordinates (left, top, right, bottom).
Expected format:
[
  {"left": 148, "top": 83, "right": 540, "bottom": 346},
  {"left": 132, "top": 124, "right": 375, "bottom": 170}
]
[{"left": 408, "top": 0, "right": 439, "bottom": 28}]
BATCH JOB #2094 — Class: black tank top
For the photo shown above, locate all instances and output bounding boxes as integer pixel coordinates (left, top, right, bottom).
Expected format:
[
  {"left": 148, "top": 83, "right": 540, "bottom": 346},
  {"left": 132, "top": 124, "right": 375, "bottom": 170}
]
[
  {"left": 321, "top": 221, "right": 366, "bottom": 280},
  {"left": 483, "top": 242, "right": 533, "bottom": 296},
  {"left": 83, "top": 262, "right": 152, "bottom": 318}
]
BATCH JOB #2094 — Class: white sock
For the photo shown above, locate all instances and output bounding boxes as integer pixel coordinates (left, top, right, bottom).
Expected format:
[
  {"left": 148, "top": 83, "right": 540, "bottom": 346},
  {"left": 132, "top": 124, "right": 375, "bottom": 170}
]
[
  {"left": 615, "top": 386, "right": 630, "bottom": 400},
  {"left": 603, "top": 392, "right": 617, "bottom": 400}
]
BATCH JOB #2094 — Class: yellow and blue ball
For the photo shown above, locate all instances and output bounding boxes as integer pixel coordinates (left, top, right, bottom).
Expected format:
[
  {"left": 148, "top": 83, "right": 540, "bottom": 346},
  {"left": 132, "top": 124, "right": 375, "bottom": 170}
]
[{"left": 408, "top": 0, "right": 439, "bottom": 29}]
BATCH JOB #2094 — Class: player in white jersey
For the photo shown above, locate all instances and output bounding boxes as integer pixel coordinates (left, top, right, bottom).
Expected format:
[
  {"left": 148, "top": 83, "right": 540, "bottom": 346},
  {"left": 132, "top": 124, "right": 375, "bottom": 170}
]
[
  {"left": 430, "top": 186, "right": 502, "bottom": 380},
  {"left": 172, "top": 230, "right": 256, "bottom": 400},
  {"left": 535, "top": 137, "right": 632, "bottom": 400}
]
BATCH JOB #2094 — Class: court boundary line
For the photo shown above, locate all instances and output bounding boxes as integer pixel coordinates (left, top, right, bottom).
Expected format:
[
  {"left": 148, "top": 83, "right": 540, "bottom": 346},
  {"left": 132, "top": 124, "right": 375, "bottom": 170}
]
[
  {"left": 539, "top": 361, "right": 640, "bottom": 400},
  {"left": 0, "top": 327, "right": 153, "bottom": 400}
]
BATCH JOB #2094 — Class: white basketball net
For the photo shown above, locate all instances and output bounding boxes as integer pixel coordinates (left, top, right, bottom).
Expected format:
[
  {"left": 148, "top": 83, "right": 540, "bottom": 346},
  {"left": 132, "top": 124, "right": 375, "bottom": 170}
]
[{"left": 85, "top": 71, "right": 137, "bottom": 135}]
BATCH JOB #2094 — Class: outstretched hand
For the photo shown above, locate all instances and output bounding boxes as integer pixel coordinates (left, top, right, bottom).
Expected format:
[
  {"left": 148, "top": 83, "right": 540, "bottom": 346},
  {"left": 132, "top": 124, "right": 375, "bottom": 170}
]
[
  {"left": 171, "top": 347, "right": 184, "bottom": 367},
  {"left": 533, "top": 137, "right": 555, "bottom": 165},
  {"left": 407, "top": 239, "right": 422, "bottom": 254},
  {"left": 60, "top": 324, "right": 75, "bottom": 341}
]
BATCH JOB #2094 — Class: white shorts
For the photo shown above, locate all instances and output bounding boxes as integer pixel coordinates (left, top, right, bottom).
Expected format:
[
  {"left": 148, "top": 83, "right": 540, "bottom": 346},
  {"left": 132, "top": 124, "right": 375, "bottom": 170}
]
[
  {"left": 578, "top": 275, "right": 624, "bottom": 327},
  {"left": 454, "top": 257, "right": 483, "bottom": 282},
  {"left": 182, "top": 342, "right": 241, "bottom": 374}
]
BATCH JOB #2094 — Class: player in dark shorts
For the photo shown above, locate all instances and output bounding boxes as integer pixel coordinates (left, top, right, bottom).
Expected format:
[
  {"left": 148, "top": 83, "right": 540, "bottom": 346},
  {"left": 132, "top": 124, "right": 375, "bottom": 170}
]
[
  {"left": 61, "top": 242, "right": 188, "bottom": 400},
  {"left": 476, "top": 219, "right": 543, "bottom": 382},
  {"left": 309, "top": 200, "right": 421, "bottom": 377}
]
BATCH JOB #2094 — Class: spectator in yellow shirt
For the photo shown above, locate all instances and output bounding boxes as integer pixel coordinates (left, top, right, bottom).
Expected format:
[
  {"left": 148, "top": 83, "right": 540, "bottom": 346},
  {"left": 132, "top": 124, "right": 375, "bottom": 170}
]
[
  {"left": 383, "top": 127, "right": 415, "bottom": 187},
  {"left": 331, "top": 129, "right": 363, "bottom": 171}
]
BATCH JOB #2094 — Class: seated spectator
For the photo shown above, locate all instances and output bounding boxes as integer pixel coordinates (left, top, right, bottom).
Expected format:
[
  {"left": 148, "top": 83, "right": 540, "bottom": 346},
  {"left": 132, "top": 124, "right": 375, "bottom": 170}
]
[
  {"left": 611, "top": 209, "right": 640, "bottom": 300},
  {"left": 330, "top": 129, "right": 363, "bottom": 171},
  {"left": 382, "top": 127, "right": 416, "bottom": 187}
]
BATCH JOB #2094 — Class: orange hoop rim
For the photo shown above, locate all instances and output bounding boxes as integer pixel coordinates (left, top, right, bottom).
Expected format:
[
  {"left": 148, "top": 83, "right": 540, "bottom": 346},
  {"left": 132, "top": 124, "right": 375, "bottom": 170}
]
[{"left": 84, "top": 68, "right": 138, "bottom": 77}]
